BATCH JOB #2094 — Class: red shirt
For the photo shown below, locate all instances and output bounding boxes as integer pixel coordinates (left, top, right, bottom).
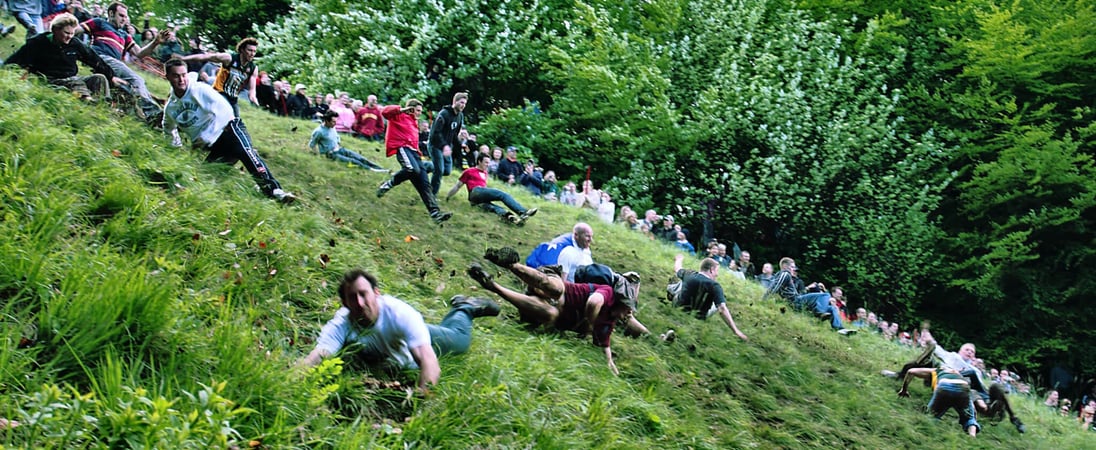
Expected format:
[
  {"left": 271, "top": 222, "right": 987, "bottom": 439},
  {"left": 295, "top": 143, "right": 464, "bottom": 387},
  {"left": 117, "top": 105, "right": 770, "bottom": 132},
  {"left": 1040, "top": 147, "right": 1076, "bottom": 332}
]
[
  {"left": 558, "top": 283, "right": 617, "bottom": 347},
  {"left": 458, "top": 167, "right": 488, "bottom": 193},
  {"left": 353, "top": 104, "right": 384, "bottom": 137},
  {"left": 381, "top": 105, "right": 419, "bottom": 157}
]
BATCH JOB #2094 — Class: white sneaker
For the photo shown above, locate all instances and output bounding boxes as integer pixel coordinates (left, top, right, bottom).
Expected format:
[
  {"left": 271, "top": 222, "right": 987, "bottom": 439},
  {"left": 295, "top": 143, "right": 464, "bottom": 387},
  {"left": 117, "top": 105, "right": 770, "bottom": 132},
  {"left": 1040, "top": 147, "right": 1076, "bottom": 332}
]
[
  {"left": 836, "top": 328, "right": 857, "bottom": 336},
  {"left": 272, "top": 188, "right": 296, "bottom": 203},
  {"left": 880, "top": 369, "right": 898, "bottom": 378},
  {"left": 170, "top": 129, "right": 183, "bottom": 147}
]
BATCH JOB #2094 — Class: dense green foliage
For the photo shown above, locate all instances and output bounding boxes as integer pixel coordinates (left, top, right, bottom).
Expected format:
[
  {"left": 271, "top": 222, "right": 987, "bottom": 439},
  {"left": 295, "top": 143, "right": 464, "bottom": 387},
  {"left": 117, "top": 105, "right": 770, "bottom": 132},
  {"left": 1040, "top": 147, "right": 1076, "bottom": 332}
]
[
  {"left": 0, "top": 68, "right": 1090, "bottom": 448},
  {"left": 255, "top": 0, "right": 1096, "bottom": 377}
]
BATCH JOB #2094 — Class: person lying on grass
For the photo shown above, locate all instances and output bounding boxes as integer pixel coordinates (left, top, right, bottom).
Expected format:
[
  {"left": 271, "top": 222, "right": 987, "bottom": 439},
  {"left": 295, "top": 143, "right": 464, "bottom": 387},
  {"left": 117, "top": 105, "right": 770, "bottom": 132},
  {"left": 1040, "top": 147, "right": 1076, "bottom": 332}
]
[
  {"left": 467, "top": 247, "right": 640, "bottom": 376},
  {"left": 301, "top": 269, "right": 500, "bottom": 393},
  {"left": 445, "top": 153, "right": 538, "bottom": 226}
]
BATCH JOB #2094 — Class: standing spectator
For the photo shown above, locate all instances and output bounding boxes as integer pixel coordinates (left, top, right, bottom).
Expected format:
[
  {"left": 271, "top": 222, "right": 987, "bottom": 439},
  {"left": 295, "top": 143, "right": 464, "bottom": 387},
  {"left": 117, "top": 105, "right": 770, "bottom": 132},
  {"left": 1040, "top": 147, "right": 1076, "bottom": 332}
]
[
  {"left": 353, "top": 94, "right": 385, "bottom": 140},
  {"left": 427, "top": 92, "right": 467, "bottom": 195},
  {"left": 184, "top": 35, "right": 204, "bottom": 72},
  {"left": 596, "top": 192, "right": 615, "bottom": 224},
  {"left": 4, "top": 13, "right": 114, "bottom": 100},
  {"left": 655, "top": 215, "right": 677, "bottom": 242},
  {"left": 328, "top": 92, "right": 356, "bottom": 132},
  {"left": 307, "top": 93, "right": 328, "bottom": 120},
  {"left": 375, "top": 99, "right": 453, "bottom": 224},
  {"left": 300, "top": 269, "right": 500, "bottom": 393},
  {"left": 161, "top": 59, "right": 296, "bottom": 203},
  {"left": 254, "top": 72, "right": 276, "bottom": 113}
]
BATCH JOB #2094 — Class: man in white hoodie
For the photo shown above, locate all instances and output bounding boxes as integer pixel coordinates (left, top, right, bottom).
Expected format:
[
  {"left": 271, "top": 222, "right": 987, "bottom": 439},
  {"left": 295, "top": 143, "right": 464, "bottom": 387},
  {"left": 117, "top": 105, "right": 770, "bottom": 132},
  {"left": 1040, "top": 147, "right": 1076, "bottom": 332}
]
[{"left": 162, "top": 58, "right": 296, "bottom": 203}]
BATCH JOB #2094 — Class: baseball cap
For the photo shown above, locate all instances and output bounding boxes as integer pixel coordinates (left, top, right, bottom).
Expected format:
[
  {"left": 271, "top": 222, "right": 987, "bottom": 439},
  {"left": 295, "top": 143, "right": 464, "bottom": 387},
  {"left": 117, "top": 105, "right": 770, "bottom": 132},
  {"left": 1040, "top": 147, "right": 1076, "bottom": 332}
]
[{"left": 294, "top": 83, "right": 306, "bottom": 91}]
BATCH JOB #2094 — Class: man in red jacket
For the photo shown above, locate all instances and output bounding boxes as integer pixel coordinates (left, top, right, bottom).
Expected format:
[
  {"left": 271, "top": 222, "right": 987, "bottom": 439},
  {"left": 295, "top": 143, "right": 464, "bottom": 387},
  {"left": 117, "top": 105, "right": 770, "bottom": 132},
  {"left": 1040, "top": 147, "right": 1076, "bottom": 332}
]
[{"left": 377, "top": 99, "right": 452, "bottom": 223}]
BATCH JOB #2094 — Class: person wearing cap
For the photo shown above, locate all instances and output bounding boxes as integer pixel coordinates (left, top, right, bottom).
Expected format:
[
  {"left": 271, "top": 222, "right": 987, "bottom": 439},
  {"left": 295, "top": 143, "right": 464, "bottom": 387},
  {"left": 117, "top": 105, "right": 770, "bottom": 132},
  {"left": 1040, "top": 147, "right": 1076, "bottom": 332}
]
[
  {"left": 467, "top": 248, "right": 640, "bottom": 376},
  {"left": 426, "top": 92, "right": 467, "bottom": 195},
  {"left": 671, "top": 255, "right": 748, "bottom": 341},
  {"left": 495, "top": 146, "right": 523, "bottom": 184},
  {"left": 655, "top": 215, "right": 677, "bottom": 242},
  {"left": 309, "top": 110, "right": 389, "bottom": 173},
  {"left": 287, "top": 83, "right": 309, "bottom": 118}
]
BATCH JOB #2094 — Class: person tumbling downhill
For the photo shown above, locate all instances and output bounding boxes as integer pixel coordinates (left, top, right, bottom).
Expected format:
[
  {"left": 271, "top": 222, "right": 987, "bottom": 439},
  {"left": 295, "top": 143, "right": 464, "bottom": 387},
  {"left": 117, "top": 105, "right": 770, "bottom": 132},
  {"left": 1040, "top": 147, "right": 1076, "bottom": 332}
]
[{"left": 375, "top": 98, "right": 453, "bottom": 224}]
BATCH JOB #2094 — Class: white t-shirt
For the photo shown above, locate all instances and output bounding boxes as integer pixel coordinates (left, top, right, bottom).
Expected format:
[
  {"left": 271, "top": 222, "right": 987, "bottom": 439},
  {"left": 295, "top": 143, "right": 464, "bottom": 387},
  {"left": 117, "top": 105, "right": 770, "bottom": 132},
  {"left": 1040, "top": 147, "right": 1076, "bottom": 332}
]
[
  {"left": 313, "top": 295, "right": 432, "bottom": 369},
  {"left": 557, "top": 245, "right": 593, "bottom": 282},
  {"left": 163, "top": 72, "right": 235, "bottom": 147}
]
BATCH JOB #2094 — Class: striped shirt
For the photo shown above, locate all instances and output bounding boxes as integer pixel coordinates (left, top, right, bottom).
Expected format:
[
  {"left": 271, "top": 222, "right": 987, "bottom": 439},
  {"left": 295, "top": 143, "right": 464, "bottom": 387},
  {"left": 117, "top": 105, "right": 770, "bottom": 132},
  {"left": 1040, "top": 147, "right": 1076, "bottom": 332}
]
[{"left": 81, "top": 18, "right": 134, "bottom": 60}]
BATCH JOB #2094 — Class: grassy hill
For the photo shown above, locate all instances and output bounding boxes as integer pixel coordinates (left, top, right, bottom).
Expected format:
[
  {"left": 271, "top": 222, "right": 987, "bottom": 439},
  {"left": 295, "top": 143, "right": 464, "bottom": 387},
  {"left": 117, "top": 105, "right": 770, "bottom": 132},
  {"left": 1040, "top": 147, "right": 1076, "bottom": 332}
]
[{"left": 0, "top": 54, "right": 1090, "bottom": 448}]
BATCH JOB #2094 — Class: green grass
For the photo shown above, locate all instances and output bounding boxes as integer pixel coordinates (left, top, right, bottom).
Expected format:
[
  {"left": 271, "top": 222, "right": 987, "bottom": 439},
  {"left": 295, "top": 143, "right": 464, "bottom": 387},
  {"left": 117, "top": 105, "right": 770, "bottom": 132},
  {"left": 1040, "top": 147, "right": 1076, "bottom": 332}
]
[{"left": 0, "top": 48, "right": 1090, "bottom": 448}]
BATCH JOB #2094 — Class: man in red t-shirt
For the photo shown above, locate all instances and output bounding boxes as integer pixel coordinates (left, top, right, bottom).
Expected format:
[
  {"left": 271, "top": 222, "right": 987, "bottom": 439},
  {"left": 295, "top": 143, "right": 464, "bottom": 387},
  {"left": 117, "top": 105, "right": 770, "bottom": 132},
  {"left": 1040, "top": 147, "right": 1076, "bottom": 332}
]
[
  {"left": 353, "top": 94, "right": 385, "bottom": 141},
  {"left": 444, "top": 154, "right": 538, "bottom": 225},
  {"left": 376, "top": 98, "right": 452, "bottom": 224}
]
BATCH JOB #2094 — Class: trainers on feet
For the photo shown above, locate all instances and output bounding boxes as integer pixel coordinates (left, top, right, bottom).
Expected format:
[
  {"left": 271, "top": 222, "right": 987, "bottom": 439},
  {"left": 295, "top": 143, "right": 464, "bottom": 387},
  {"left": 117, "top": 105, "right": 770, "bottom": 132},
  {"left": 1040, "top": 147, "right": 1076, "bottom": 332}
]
[
  {"left": 836, "top": 328, "right": 857, "bottom": 336},
  {"left": 272, "top": 188, "right": 296, "bottom": 203},
  {"left": 369, "top": 167, "right": 390, "bottom": 173},
  {"left": 1011, "top": 417, "right": 1026, "bottom": 434},
  {"left": 376, "top": 179, "right": 393, "bottom": 198},
  {"left": 467, "top": 263, "right": 494, "bottom": 289},
  {"left": 450, "top": 295, "right": 501, "bottom": 318},
  {"left": 519, "top": 208, "right": 538, "bottom": 222},
  {"left": 502, "top": 212, "right": 520, "bottom": 225},
  {"left": 484, "top": 247, "right": 520, "bottom": 267},
  {"left": 0, "top": 25, "right": 15, "bottom": 37},
  {"left": 431, "top": 210, "right": 453, "bottom": 224},
  {"left": 660, "top": 329, "right": 676, "bottom": 343},
  {"left": 881, "top": 369, "right": 898, "bottom": 378}
]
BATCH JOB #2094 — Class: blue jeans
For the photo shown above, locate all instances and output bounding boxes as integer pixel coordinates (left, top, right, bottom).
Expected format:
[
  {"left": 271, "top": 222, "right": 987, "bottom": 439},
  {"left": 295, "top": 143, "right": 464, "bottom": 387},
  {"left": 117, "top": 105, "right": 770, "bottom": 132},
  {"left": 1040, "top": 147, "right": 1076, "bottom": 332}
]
[
  {"left": 468, "top": 186, "right": 527, "bottom": 217},
  {"left": 11, "top": 11, "right": 41, "bottom": 37},
  {"left": 325, "top": 147, "right": 384, "bottom": 171},
  {"left": 428, "top": 145, "right": 451, "bottom": 195},
  {"left": 795, "top": 293, "right": 843, "bottom": 329}
]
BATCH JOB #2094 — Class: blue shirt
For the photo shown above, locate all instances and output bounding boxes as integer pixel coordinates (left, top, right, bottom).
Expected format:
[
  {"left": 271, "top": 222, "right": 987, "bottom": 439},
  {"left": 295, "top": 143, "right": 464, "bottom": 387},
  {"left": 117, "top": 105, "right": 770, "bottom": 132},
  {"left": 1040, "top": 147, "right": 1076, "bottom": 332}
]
[{"left": 309, "top": 124, "right": 340, "bottom": 154}]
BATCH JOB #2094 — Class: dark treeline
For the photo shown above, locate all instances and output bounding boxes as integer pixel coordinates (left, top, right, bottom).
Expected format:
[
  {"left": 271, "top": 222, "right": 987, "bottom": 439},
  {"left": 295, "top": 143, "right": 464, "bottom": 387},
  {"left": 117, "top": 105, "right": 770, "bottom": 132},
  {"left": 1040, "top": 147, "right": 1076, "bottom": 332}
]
[{"left": 158, "top": 0, "right": 1095, "bottom": 385}]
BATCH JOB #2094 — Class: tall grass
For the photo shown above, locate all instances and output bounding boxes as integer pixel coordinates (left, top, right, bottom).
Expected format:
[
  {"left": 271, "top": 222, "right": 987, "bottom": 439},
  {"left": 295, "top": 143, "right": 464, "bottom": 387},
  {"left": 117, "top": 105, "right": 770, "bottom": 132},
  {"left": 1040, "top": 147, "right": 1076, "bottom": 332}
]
[{"left": 0, "top": 62, "right": 1091, "bottom": 449}]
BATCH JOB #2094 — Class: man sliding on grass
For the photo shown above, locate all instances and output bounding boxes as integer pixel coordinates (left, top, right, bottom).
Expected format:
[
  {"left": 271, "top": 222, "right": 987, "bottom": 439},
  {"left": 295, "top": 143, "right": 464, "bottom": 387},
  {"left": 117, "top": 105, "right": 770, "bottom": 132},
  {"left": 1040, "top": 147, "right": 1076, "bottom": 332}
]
[
  {"left": 467, "top": 247, "right": 639, "bottom": 376},
  {"left": 445, "top": 153, "right": 538, "bottom": 225},
  {"left": 301, "top": 269, "right": 500, "bottom": 392}
]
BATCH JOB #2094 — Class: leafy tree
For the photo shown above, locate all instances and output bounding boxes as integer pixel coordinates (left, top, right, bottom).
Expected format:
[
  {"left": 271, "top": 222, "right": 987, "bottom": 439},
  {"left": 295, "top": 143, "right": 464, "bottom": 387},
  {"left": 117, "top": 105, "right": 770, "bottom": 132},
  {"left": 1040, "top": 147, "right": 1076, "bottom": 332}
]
[{"left": 159, "top": 0, "right": 291, "bottom": 53}]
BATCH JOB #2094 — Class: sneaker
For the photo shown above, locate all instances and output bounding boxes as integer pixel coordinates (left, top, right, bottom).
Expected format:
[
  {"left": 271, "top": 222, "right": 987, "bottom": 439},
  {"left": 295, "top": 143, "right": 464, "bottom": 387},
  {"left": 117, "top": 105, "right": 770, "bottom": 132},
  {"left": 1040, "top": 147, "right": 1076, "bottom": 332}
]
[
  {"left": 502, "top": 212, "right": 520, "bottom": 224},
  {"left": 376, "top": 179, "right": 393, "bottom": 198},
  {"left": 519, "top": 208, "right": 538, "bottom": 222},
  {"left": 369, "top": 167, "right": 391, "bottom": 173},
  {"left": 1010, "top": 417, "right": 1026, "bottom": 434},
  {"left": 430, "top": 210, "right": 453, "bottom": 224},
  {"left": 484, "top": 247, "right": 520, "bottom": 267},
  {"left": 880, "top": 370, "right": 898, "bottom": 378},
  {"left": 450, "top": 295, "right": 501, "bottom": 318},
  {"left": 660, "top": 329, "right": 676, "bottom": 343},
  {"left": 272, "top": 188, "right": 296, "bottom": 204},
  {"left": 467, "top": 263, "right": 494, "bottom": 290},
  {"left": 1, "top": 25, "right": 15, "bottom": 37},
  {"left": 836, "top": 328, "right": 857, "bottom": 336}
]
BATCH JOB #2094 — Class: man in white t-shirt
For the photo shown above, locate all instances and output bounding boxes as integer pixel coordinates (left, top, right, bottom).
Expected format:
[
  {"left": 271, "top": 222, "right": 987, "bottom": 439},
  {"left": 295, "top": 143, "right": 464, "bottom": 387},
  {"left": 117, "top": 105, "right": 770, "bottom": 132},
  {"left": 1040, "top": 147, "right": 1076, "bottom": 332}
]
[
  {"left": 300, "top": 269, "right": 499, "bottom": 392},
  {"left": 162, "top": 58, "right": 296, "bottom": 203},
  {"left": 557, "top": 222, "right": 593, "bottom": 282}
]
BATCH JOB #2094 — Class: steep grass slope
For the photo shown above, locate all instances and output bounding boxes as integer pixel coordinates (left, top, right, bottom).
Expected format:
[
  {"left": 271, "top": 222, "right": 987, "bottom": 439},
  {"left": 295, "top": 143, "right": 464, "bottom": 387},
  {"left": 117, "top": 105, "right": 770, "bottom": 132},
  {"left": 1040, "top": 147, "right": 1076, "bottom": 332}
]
[{"left": 0, "top": 64, "right": 1087, "bottom": 448}]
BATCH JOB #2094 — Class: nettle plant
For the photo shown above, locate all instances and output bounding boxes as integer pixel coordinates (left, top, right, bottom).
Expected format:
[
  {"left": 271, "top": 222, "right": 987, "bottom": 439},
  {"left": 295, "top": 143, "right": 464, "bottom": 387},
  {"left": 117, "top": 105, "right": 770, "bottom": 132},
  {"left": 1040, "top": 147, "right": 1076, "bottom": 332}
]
[{"left": 11, "top": 381, "right": 253, "bottom": 448}]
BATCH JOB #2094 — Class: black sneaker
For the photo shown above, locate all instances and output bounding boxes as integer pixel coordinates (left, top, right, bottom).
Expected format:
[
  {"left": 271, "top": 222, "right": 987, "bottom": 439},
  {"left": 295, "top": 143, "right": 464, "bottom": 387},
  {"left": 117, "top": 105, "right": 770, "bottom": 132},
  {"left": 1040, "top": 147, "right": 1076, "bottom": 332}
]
[
  {"left": 431, "top": 210, "right": 453, "bottom": 224},
  {"left": 450, "top": 295, "right": 501, "bottom": 318},
  {"left": 0, "top": 25, "right": 15, "bottom": 37},
  {"left": 484, "top": 247, "right": 520, "bottom": 267},
  {"left": 467, "top": 263, "right": 494, "bottom": 290},
  {"left": 376, "top": 179, "right": 393, "bottom": 198},
  {"left": 1011, "top": 417, "right": 1026, "bottom": 434},
  {"left": 501, "top": 212, "right": 520, "bottom": 225}
]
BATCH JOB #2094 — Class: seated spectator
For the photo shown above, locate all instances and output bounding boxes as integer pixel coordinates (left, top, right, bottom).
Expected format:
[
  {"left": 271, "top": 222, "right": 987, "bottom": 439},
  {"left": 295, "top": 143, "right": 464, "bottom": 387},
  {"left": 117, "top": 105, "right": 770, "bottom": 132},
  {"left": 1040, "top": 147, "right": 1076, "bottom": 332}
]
[
  {"left": 446, "top": 154, "right": 538, "bottom": 225},
  {"left": 735, "top": 250, "right": 755, "bottom": 279},
  {"left": 287, "top": 83, "right": 309, "bottom": 118},
  {"left": 579, "top": 179, "right": 601, "bottom": 210},
  {"left": 637, "top": 223, "right": 655, "bottom": 240},
  {"left": 757, "top": 262, "right": 775, "bottom": 289},
  {"left": 898, "top": 331, "right": 913, "bottom": 346},
  {"left": 331, "top": 92, "right": 357, "bottom": 133},
  {"left": 761, "top": 257, "right": 853, "bottom": 334},
  {"left": 596, "top": 192, "right": 615, "bottom": 224},
  {"left": 622, "top": 210, "right": 640, "bottom": 230},
  {"left": 710, "top": 243, "right": 733, "bottom": 268},
  {"left": 559, "top": 182, "right": 580, "bottom": 206},
  {"left": 673, "top": 232, "right": 695, "bottom": 255},
  {"left": 155, "top": 27, "right": 184, "bottom": 62},
  {"left": 1061, "top": 399, "right": 1074, "bottom": 417},
  {"left": 829, "top": 285, "right": 849, "bottom": 321},
  {"left": 309, "top": 110, "right": 388, "bottom": 172},
  {"left": 671, "top": 255, "right": 748, "bottom": 340},
  {"left": 495, "top": 146, "right": 522, "bottom": 184},
  {"left": 486, "top": 146, "right": 502, "bottom": 175},
  {"left": 3, "top": 13, "right": 114, "bottom": 101},
  {"left": 1044, "top": 390, "right": 1060, "bottom": 411},
  {"left": 1081, "top": 400, "right": 1095, "bottom": 430},
  {"left": 619, "top": 206, "right": 635, "bottom": 224},
  {"left": 541, "top": 170, "right": 559, "bottom": 200},
  {"left": 468, "top": 251, "right": 640, "bottom": 376},
  {"left": 654, "top": 215, "right": 677, "bottom": 242},
  {"left": 850, "top": 308, "right": 869, "bottom": 328},
  {"left": 300, "top": 269, "right": 500, "bottom": 392},
  {"left": 518, "top": 161, "right": 544, "bottom": 195},
  {"left": 877, "top": 320, "right": 889, "bottom": 335},
  {"left": 353, "top": 94, "right": 385, "bottom": 140},
  {"left": 640, "top": 209, "right": 660, "bottom": 230},
  {"left": 884, "top": 322, "right": 899, "bottom": 340},
  {"left": 307, "top": 93, "right": 328, "bottom": 120}
]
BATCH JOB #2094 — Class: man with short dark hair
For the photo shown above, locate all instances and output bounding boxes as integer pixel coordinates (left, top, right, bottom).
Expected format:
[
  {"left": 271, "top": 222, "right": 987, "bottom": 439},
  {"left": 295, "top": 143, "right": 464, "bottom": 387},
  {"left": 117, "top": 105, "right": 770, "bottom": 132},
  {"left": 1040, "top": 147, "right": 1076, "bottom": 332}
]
[
  {"left": 74, "top": 2, "right": 166, "bottom": 121},
  {"left": 495, "top": 146, "right": 522, "bottom": 184},
  {"left": 376, "top": 98, "right": 453, "bottom": 224},
  {"left": 309, "top": 110, "right": 388, "bottom": 172},
  {"left": 300, "top": 269, "right": 500, "bottom": 392},
  {"left": 672, "top": 255, "right": 748, "bottom": 340},
  {"left": 446, "top": 153, "right": 538, "bottom": 225},
  {"left": 180, "top": 37, "right": 261, "bottom": 117},
  {"left": 427, "top": 92, "right": 467, "bottom": 195},
  {"left": 4, "top": 13, "right": 114, "bottom": 101},
  {"left": 161, "top": 59, "right": 296, "bottom": 203}
]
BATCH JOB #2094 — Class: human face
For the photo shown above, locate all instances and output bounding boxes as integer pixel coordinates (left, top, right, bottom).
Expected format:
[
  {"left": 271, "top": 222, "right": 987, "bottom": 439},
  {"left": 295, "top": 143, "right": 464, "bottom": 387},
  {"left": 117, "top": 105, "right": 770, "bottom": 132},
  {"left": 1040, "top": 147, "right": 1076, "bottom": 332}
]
[
  {"left": 240, "top": 44, "right": 257, "bottom": 64},
  {"left": 739, "top": 251, "right": 750, "bottom": 263},
  {"left": 453, "top": 97, "right": 467, "bottom": 112},
  {"left": 346, "top": 276, "right": 381, "bottom": 326},
  {"left": 958, "top": 344, "right": 976, "bottom": 361},
  {"left": 574, "top": 226, "right": 593, "bottom": 249},
  {"left": 53, "top": 24, "right": 77, "bottom": 45},
  {"left": 165, "top": 64, "right": 189, "bottom": 96},
  {"left": 832, "top": 288, "right": 843, "bottom": 300},
  {"left": 323, "top": 116, "right": 336, "bottom": 128},
  {"left": 367, "top": 95, "right": 377, "bottom": 106},
  {"left": 762, "top": 263, "right": 773, "bottom": 275},
  {"left": 477, "top": 156, "right": 490, "bottom": 171},
  {"left": 492, "top": 149, "right": 502, "bottom": 159},
  {"left": 109, "top": 5, "right": 129, "bottom": 29}
]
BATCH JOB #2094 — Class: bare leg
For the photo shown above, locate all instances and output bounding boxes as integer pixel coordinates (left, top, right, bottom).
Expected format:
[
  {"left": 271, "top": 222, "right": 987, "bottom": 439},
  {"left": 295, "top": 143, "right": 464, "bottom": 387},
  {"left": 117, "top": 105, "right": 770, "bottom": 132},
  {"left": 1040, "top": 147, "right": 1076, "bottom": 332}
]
[
  {"left": 508, "top": 264, "right": 565, "bottom": 300},
  {"left": 489, "top": 280, "right": 560, "bottom": 325}
]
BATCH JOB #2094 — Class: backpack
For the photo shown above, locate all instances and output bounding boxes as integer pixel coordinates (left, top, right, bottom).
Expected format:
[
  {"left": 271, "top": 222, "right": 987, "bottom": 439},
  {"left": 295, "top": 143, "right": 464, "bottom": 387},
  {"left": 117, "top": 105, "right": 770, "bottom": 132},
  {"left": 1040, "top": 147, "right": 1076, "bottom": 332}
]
[
  {"left": 573, "top": 263, "right": 614, "bottom": 286},
  {"left": 575, "top": 264, "right": 641, "bottom": 311}
]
